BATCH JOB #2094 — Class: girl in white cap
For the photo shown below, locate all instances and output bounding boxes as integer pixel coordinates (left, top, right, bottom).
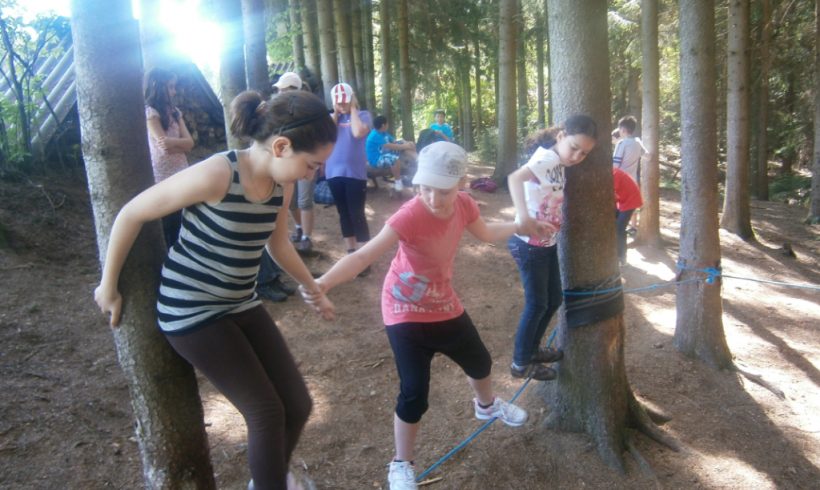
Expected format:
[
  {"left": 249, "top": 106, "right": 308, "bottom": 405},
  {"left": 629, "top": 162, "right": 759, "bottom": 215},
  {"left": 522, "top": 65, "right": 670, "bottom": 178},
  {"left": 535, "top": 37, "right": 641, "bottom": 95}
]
[
  {"left": 324, "top": 82, "right": 373, "bottom": 261},
  {"left": 302, "top": 141, "right": 549, "bottom": 489}
]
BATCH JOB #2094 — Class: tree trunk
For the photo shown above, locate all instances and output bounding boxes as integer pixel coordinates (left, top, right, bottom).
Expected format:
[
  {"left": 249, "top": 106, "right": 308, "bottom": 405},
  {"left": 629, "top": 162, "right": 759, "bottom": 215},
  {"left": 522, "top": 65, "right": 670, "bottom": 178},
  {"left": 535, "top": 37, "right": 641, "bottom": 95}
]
[
  {"left": 544, "top": 0, "right": 552, "bottom": 125},
  {"left": 289, "top": 0, "right": 306, "bottom": 69},
  {"left": 216, "top": 0, "right": 247, "bottom": 150},
  {"left": 539, "top": 0, "right": 639, "bottom": 472},
  {"left": 636, "top": 0, "right": 662, "bottom": 247},
  {"left": 535, "top": 6, "right": 545, "bottom": 128},
  {"left": 361, "top": 0, "right": 376, "bottom": 110},
  {"left": 351, "top": 0, "right": 366, "bottom": 105},
  {"left": 138, "top": 0, "right": 174, "bottom": 70},
  {"left": 70, "top": 1, "right": 215, "bottom": 488},
  {"left": 460, "top": 46, "right": 474, "bottom": 151},
  {"left": 379, "top": 0, "right": 392, "bottom": 124},
  {"left": 473, "top": 35, "right": 483, "bottom": 136},
  {"left": 516, "top": 0, "right": 528, "bottom": 132},
  {"left": 334, "top": 0, "right": 357, "bottom": 91},
  {"left": 317, "top": 0, "right": 338, "bottom": 104},
  {"left": 242, "top": 0, "right": 269, "bottom": 95},
  {"left": 721, "top": 0, "right": 754, "bottom": 239},
  {"left": 493, "top": 0, "right": 517, "bottom": 179},
  {"left": 302, "top": 0, "right": 322, "bottom": 84},
  {"left": 755, "top": 0, "right": 771, "bottom": 200},
  {"left": 675, "top": 0, "right": 733, "bottom": 370},
  {"left": 397, "top": 0, "right": 414, "bottom": 141},
  {"left": 812, "top": 0, "right": 820, "bottom": 223}
]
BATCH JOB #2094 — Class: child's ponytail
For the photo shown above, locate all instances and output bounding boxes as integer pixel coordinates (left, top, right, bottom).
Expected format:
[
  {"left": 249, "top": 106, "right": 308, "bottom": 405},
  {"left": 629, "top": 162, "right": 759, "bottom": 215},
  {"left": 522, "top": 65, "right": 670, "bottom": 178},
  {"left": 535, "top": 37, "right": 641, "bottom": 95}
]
[{"left": 229, "top": 91, "right": 267, "bottom": 140}]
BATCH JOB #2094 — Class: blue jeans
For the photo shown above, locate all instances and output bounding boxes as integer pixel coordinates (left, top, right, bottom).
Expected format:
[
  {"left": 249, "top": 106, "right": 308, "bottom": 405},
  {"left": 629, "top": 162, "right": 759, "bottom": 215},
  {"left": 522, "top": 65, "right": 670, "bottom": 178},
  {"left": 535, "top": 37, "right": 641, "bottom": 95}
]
[
  {"left": 508, "top": 236, "right": 562, "bottom": 366},
  {"left": 615, "top": 209, "right": 635, "bottom": 262}
]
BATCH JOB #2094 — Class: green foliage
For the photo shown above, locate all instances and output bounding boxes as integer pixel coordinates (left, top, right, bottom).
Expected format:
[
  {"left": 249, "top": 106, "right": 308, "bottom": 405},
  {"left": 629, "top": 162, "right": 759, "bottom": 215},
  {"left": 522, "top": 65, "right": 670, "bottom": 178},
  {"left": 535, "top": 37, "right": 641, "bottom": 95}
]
[
  {"left": 0, "top": 1, "right": 69, "bottom": 174},
  {"left": 475, "top": 127, "right": 498, "bottom": 165},
  {"left": 769, "top": 173, "right": 812, "bottom": 207}
]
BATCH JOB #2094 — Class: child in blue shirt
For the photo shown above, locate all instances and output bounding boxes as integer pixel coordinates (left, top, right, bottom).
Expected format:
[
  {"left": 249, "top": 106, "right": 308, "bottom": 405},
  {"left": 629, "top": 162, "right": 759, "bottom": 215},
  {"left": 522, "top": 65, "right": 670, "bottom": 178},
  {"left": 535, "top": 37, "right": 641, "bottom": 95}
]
[
  {"left": 430, "top": 109, "right": 453, "bottom": 141},
  {"left": 366, "top": 115, "right": 417, "bottom": 193}
]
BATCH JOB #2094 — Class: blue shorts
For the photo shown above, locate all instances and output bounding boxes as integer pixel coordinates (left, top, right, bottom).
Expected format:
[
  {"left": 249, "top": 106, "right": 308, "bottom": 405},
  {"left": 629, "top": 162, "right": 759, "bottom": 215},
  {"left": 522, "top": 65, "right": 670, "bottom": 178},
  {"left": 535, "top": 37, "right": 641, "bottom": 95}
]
[{"left": 369, "top": 151, "right": 400, "bottom": 169}]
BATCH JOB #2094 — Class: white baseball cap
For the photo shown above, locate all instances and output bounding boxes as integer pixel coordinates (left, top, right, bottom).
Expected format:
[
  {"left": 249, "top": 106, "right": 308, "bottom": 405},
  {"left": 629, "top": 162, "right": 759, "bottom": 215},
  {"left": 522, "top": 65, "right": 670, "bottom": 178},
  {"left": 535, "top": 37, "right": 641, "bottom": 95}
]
[
  {"left": 331, "top": 83, "right": 354, "bottom": 104},
  {"left": 412, "top": 141, "right": 468, "bottom": 189},
  {"left": 274, "top": 72, "right": 302, "bottom": 90}
]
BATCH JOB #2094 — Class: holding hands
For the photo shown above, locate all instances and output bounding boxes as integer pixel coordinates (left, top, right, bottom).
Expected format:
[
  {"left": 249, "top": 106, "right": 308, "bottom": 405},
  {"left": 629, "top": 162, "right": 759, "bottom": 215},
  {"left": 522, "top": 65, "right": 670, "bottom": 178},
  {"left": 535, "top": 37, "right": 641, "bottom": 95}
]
[
  {"left": 515, "top": 215, "right": 558, "bottom": 238},
  {"left": 299, "top": 281, "right": 335, "bottom": 321}
]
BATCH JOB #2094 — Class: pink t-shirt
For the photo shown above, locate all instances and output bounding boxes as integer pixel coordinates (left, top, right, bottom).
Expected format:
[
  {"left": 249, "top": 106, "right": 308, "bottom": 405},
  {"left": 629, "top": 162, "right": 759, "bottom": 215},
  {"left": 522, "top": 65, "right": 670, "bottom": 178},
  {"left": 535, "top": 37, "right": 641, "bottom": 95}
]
[
  {"left": 382, "top": 192, "right": 480, "bottom": 326},
  {"left": 146, "top": 106, "right": 188, "bottom": 183},
  {"left": 514, "top": 146, "right": 565, "bottom": 247}
]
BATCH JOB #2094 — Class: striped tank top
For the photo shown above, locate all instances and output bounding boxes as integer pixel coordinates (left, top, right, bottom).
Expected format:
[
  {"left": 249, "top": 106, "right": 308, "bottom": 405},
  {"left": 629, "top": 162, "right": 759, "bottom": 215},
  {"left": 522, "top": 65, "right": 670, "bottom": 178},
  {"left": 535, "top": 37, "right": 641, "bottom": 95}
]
[{"left": 157, "top": 150, "right": 283, "bottom": 334}]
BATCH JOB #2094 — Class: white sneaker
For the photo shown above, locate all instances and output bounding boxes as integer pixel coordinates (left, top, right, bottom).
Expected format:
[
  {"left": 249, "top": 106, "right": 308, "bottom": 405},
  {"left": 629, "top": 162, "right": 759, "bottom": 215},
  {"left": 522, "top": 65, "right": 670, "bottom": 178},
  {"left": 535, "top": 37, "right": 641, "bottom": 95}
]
[
  {"left": 388, "top": 460, "right": 417, "bottom": 490},
  {"left": 474, "top": 397, "right": 528, "bottom": 427},
  {"left": 394, "top": 180, "right": 404, "bottom": 192}
]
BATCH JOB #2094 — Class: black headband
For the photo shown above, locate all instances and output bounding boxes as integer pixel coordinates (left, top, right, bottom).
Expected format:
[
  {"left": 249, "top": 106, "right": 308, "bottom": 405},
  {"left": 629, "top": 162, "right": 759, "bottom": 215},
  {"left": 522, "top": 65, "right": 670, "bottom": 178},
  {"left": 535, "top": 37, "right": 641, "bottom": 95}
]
[{"left": 276, "top": 111, "right": 328, "bottom": 134}]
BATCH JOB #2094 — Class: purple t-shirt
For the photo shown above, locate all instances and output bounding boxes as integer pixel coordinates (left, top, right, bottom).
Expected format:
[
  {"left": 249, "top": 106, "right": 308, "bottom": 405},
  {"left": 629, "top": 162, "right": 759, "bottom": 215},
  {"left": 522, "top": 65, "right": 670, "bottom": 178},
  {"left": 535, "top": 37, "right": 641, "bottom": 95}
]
[{"left": 325, "top": 110, "right": 372, "bottom": 180}]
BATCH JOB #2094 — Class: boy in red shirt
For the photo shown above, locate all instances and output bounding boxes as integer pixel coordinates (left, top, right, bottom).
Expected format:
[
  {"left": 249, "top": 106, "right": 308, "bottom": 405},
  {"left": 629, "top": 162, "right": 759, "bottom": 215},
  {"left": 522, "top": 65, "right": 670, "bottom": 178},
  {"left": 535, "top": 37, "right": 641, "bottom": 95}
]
[{"left": 613, "top": 167, "right": 643, "bottom": 265}]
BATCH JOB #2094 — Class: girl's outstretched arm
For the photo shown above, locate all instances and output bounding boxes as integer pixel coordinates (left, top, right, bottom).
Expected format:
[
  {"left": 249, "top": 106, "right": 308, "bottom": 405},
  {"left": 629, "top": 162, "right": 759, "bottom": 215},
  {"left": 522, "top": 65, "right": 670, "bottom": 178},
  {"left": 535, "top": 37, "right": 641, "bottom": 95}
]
[
  {"left": 466, "top": 216, "right": 517, "bottom": 243},
  {"left": 266, "top": 184, "right": 335, "bottom": 320},
  {"left": 300, "top": 224, "right": 399, "bottom": 309},
  {"left": 94, "top": 156, "right": 232, "bottom": 327}
]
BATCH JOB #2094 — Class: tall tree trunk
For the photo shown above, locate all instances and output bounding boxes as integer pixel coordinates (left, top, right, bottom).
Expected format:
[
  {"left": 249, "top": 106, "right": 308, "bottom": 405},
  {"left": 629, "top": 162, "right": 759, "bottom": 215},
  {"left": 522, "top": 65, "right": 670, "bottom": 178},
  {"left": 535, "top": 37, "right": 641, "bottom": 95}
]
[
  {"left": 289, "top": 0, "right": 306, "bottom": 69},
  {"left": 812, "top": 0, "right": 820, "bottom": 223},
  {"left": 516, "top": 0, "right": 528, "bottom": 131},
  {"left": 242, "top": 0, "right": 269, "bottom": 95},
  {"left": 460, "top": 45, "right": 474, "bottom": 151},
  {"left": 397, "top": 0, "right": 414, "bottom": 141},
  {"left": 541, "top": 0, "right": 623, "bottom": 471},
  {"left": 473, "top": 36, "right": 483, "bottom": 136},
  {"left": 317, "top": 0, "right": 338, "bottom": 104},
  {"left": 361, "top": 0, "right": 376, "bottom": 110},
  {"left": 334, "top": 0, "right": 357, "bottom": 91},
  {"left": 535, "top": 6, "right": 546, "bottom": 128},
  {"left": 379, "top": 0, "right": 392, "bottom": 123},
  {"left": 544, "top": 0, "right": 552, "bottom": 125},
  {"left": 755, "top": 0, "right": 771, "bottom": 199},
  {"left": 493, "top": 0, "right": 517, "bottom": 179},
  {"left": 675, "top": 0, "right": 733, "bottom": 369},
  {"left": 302, "top": 0, "right": 322, "bottom": 84},
  {"left": 216, "top": 0, "right": 247, "bottom": 150},
  {"left": 351, "top": 0, "right": 366, "bottom": 104},
  {"left": 721, "top": 0, "right": 754, "bottom": 238},
  {"left": 636, "top": 0, "right": 662, "bottom": 247},
  {"left": 70, "top": 1, "right": 215, "bottom": 487},
  {"left": 138, "top": 0, "right": 174, "bottom": 70}
]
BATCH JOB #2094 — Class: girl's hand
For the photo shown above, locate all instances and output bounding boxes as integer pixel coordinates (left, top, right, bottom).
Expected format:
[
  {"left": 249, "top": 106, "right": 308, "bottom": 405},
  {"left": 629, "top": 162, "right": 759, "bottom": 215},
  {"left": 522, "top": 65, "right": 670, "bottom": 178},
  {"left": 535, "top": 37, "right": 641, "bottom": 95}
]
[
  {"left": 94, "top": 285, "right": 123, "bottom": 327},
  {"left": 516, "top": 216, "right": 556, "bottom": 237},
  {"left": 299, "top": 281, "right": 335, "bottom": 320},
  {"left": 156, "top": 135, "right": 168, "bottom": 151}
]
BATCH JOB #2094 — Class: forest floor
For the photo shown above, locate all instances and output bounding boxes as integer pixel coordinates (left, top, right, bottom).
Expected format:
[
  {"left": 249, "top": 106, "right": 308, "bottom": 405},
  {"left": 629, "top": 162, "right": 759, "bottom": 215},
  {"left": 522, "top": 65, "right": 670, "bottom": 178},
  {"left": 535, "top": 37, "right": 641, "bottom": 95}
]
[{"left": 0, "top": 159, "right": 819, "bottom": 490}]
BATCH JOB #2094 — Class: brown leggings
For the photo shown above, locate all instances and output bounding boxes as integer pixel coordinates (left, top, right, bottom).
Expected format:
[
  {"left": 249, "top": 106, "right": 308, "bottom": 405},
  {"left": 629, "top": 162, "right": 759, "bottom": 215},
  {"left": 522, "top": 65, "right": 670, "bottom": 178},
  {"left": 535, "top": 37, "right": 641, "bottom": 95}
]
[{"left": 165, "top": 305, "right": 312, "bottom": 490}]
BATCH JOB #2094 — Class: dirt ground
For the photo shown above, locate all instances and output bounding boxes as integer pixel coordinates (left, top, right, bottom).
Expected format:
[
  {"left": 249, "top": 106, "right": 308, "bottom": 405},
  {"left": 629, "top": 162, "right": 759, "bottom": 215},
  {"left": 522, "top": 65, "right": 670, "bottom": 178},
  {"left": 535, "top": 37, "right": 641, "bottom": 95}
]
[{"left": 1, "top": 160, "right": 819, "bottom": 490}]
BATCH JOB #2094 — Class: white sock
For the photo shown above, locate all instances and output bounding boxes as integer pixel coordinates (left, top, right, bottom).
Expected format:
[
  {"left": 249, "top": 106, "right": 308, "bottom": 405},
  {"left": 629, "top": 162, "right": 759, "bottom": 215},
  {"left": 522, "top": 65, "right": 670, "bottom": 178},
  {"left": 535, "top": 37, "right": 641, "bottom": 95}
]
[{"left": 394, "top": 180, "right": 404, "bottom": 191}]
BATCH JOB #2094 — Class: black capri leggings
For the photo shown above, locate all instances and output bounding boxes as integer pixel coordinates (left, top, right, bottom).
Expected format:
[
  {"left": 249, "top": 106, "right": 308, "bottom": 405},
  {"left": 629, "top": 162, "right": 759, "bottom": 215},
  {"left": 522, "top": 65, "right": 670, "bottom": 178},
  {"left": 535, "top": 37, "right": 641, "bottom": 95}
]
[
  {"left": 165, "top": 305, "right": 312, "bottom": 490},
  {"left": 386, "top": 312, "right": 492, "bottom": 424},
  {"left": 327, "top": 176, "right": 370, "bottom": 243}
]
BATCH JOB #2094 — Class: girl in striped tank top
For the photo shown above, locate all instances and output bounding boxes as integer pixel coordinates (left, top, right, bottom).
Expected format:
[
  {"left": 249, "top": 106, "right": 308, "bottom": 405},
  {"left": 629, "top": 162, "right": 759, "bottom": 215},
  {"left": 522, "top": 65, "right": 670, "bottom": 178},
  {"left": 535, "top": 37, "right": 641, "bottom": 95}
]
[{"left": 95, "top": 90, "right": 336, "bottom": 490}]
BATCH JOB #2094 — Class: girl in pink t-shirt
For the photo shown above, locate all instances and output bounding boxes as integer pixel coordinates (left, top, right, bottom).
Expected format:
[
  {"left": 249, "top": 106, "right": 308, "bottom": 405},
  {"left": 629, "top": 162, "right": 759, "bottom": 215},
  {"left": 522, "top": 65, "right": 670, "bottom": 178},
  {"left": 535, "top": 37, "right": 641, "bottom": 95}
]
[{"left": 303, "top": 142, "right": 548, "bottom": 489}]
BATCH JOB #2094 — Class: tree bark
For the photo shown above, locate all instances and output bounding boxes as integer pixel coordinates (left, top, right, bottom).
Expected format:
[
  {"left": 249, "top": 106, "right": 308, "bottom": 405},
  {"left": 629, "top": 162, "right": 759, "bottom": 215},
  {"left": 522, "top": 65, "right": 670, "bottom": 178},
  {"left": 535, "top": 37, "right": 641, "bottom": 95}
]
[
  {"left": 539, "top": 0, "right": 642, "bottom": 472},
  {"left": 379, "top": 0, "right": 392, "bottom": 123},
  {"left": 361, "top": 0, "right": 376, "bottom": 110},
  {"left": 397, "top": 0, "right": 414, "bottom": 141},
  {"left": 493, "top": 0, "right": 517, "bottom": 179},
  {"left": 473, "top": 35, "right": 483, "bottom": 136},
  {"left": 721, "top": 0, "right": 754, "bottom": 239},
  {"left": 289, "top": 0, "right": 306, "bottom": 69},
  {"left": 460, "top": 45, "right": 473, "bottom": 151},
  {"left": 242, "top": 0, "right": 270, "bottom": 95},
  {"left": 812, "top": 0, "right": 820, "bottom": 223},
  {"left": 675, "top": 0, "right": 733, "bottom": 370},
  {"left": 535, "top": 6, "right": 546, "bottom": 128},
  {"left": 755, "top": 0, "right": 771, "bottom": 200},
  {"left": 70, "top": 0, "right": 215, "bottom": 487},
  {"left": 334, "top": 0, "right": 357, "bottom": 91},
  {"left": 516, "top": 0, "right": 528, "bottom": 132},
  {"left": 301, "top": 0, "right": 322, "bottom": 84},
  {"left": 351, "top": 0, "right": 366, "bottom": 104},
  {"left": 216, "top": 0, "right": 247, "bottom": 150},
  {"left": 636, "top": 0, "right": 662, "bottom": 247},
  {"left": 317, "top": 0, "right": 338, "bottom": 104}
]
